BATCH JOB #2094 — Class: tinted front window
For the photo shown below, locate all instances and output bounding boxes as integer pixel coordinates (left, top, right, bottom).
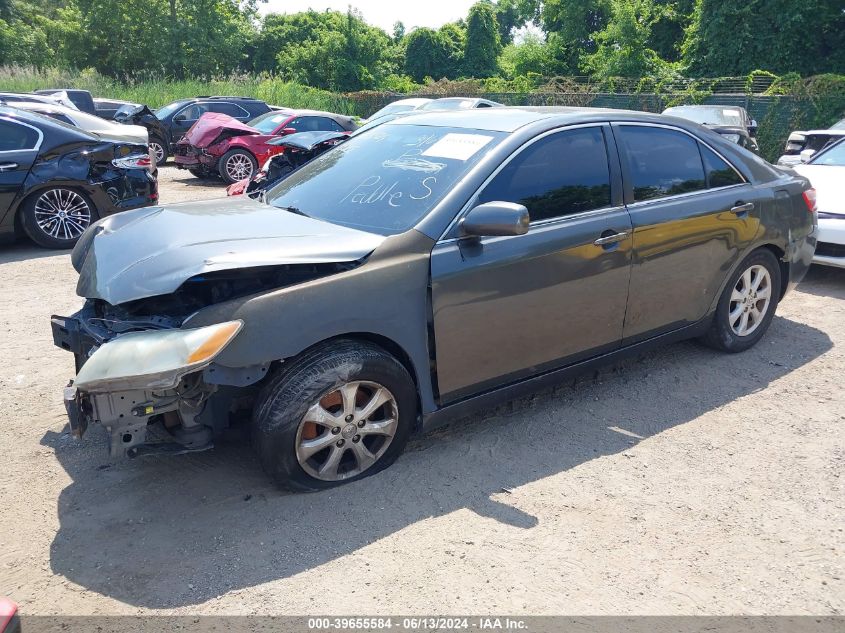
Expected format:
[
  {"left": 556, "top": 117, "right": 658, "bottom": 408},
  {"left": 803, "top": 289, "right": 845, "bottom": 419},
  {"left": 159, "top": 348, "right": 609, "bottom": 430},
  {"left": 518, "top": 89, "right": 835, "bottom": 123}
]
[
  {"left": 288, "top": 117, "right": 344, "bottom": 133},
  {"left": 618, "top": 126, "right": 706, "bottom": 201},
  {"left": 700, "top": 145, "right": 743, "bottom": 187},
  {"left": 155, "top": 100, "right": 190, "bottom": 119},
  {"left": 178, "top": 104, "right": 207, "bottom": 120},
  {"left": 267, "top": 124, "right": 505, "bottom": 235},
  {"left": 479, "top": 127, "right": 611, "bottom": 222},
  {"left": 812, "top": 140, "right": 845, "bottom": 166},
  {"left": 0, "top": 120, "right": 39, "bottom": 151}
]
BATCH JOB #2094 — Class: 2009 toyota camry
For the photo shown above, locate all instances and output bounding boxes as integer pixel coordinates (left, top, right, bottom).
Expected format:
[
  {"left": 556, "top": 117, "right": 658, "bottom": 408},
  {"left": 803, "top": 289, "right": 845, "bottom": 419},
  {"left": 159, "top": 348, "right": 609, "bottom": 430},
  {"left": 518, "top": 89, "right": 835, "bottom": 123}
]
[{"left": 51, "top": 107, "right": 817, "bottom": 491}]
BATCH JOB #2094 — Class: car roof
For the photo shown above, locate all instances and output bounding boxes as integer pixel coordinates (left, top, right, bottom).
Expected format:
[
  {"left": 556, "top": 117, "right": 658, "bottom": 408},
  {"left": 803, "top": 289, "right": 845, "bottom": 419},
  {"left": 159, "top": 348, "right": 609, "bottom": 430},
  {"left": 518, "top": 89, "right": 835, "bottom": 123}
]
[
  {"left": 664, "top": 104, "right": 747, "bottom": 112},
  {"left": 389, "top": 106, "right": 671, "bottom": 133},
  {"left": 5, "top": 101, "right": 66, "bottom": 114}
]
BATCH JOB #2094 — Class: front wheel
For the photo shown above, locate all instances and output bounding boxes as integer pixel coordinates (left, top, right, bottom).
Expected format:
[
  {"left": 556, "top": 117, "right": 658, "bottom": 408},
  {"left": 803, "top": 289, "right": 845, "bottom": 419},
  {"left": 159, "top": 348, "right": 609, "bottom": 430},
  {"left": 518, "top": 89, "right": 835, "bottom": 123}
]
[
  {"left": 219, "top": 149, "right": 257, "bottom": 185},
  {"left": 149, "top": 137, "right": 168, "bottom": 165},
  {"left": 252, "top": 340, "right": 417, "bottom": 491},
  {"left": 21, "top": 187, "right": 98, "bottom": 249},
  {"left": 701, "top": 248, "right": 781, "bottom": 352}
]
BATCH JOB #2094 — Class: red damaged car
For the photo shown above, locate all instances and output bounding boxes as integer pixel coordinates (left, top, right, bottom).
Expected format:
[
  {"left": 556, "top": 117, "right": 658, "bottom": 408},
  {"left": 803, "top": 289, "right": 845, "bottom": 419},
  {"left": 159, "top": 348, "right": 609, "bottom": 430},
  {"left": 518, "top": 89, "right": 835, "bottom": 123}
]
[{"left": 174, "top": 109, "right": 357, "bottom": 184}]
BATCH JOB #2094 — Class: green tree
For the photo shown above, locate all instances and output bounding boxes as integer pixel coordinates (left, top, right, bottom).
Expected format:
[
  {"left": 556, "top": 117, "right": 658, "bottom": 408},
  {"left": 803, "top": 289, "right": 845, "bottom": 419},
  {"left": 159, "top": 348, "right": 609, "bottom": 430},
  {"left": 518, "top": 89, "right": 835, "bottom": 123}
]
[
  {"left": 539, "top": 0, "right": 611, "bottom": 71},
  {"left": 493, "top": 0, "right": 537, "bottom": 45},
  {"left": 463, "top": 1, "right": 501, "bottom": 77},
  {"left": 584, "top": 0, "right": 672, "bottom": 78},
  {"left": 404, "top": 27, "right": 449, "bottom": 82},
  {"left": 683, "top": 0, "right": 845, "bottom": 76},
  {"left": 392, "top": 20, "right": 405, "bottom": 41},
  {"left": 499, "top": 33, "right": 568, "bottom": 78}
]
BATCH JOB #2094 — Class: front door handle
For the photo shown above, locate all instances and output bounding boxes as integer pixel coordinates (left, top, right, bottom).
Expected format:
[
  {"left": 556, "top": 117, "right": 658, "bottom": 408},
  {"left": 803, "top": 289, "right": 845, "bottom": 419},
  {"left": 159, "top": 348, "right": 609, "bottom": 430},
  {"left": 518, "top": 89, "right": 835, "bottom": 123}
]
[
  {"left": 594, "top": 231, "right": 630, "bottom": 246},
  {"left": 731, "top": 202, "right": 754, "bottom": 216},
  {"left": 0, "top": 162, "right": 18, "bottom": 172}
]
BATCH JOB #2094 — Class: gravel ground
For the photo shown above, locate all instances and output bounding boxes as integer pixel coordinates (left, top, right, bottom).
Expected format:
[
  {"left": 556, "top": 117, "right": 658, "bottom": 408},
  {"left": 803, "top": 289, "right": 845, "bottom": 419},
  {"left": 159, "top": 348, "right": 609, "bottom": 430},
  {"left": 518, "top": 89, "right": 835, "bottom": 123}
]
[{"left": 0, "top": 165, "right": 842, "bottom": 615}]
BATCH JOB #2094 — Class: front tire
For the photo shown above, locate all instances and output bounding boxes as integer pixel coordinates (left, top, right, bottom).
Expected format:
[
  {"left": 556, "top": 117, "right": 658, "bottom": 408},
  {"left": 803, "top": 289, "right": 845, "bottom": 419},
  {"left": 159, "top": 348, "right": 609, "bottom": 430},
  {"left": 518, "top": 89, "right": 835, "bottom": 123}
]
[
  {"left": 219, "top": 149, "right": 257, "bottom": 185},
  {"left": 701, "top": 248, "right": 781, "bottom": 352},
  {"left": 252, "top": 340, "right": 417, "bottom": 491},
  {"left": 149, "top": 137, "right": 168, "bottom": 166},
  {"left": 21, "top": 187, "right": 98, "bottom": 249}
]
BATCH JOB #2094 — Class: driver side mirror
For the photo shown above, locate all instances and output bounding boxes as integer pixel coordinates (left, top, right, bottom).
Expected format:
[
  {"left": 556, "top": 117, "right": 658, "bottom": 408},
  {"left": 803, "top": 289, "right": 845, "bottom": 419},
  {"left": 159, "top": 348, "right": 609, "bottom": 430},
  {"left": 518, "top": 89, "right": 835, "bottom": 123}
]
[
  {"left": 749, "top": 119, "right": 758, "bottom": 137},
  {"left": 799, "top": 148, "right": 816, "bottom": 163},
  {"left": 173, "top": 114, "right": 186, "bottom": 123},
  {"left": 459, "top": 201, "right": 530, "bottom": 238},
  {"left": 281, "top": 127, "right": 297, "bottom": 135}
]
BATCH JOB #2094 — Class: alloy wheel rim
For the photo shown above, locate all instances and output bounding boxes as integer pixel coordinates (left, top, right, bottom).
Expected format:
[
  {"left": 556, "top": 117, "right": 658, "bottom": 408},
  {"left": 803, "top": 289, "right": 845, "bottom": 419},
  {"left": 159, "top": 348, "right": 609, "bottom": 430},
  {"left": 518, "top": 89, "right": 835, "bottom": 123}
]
[
  {"left": 729, "top": 264, "right": 772, "bottom": 336},
  {"left": 150, "top": 142, "right": 164, "bottom": 164},
  {"left": 225, "top": 154, "right": 253, "bottom": 181},
  {"left": 33, "top": 189, "right": 91, "bottom": 241},
  {"left": 295, "top": 381, "right": 399, "bottom": 482}
]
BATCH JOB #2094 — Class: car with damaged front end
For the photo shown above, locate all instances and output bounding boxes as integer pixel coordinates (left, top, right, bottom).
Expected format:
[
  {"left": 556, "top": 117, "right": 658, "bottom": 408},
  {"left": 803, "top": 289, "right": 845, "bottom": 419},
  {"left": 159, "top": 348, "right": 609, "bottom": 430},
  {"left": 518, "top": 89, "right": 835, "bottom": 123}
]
[{"left": 52, "top": 107, "right": 816, "bottom": 491}]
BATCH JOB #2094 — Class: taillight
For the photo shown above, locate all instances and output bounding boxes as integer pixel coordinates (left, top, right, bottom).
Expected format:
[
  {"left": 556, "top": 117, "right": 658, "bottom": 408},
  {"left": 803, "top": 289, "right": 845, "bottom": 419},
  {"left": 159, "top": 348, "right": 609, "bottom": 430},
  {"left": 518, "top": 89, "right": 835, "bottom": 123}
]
[
  {"left": 802, "top": 188, "right": 817, "bottom": 213},
  {"left": 112, "top": 154, "right": 153, "bottom": 171}
]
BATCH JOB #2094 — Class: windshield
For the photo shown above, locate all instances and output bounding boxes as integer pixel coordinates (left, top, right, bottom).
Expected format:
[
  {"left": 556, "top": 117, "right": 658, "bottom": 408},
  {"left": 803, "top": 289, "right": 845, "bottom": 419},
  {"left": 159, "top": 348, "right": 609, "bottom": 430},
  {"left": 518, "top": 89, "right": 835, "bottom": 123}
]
[
  {"left": 368, "top": 103, "right": 419, "bottom": 120},
  {"left": 811, "top": 140, "right": 845, "bottom": 166},
  {"left": 664, "top": 106, "right": 746, "bottom": 127},
  {"left": 155, "top": 100, "right": 190, "bottom": 120},
  {"left": 832, "top": 119, "right": 845, "bottom": 130},
  {"left": 249, "top": 111, "right": 291, "bottom": 133},
  {"left": 419, "top": 99, "right": 475, "bottom": 111},
  {"left": 266, "top": 124, "right": 505, "bottom": 235}
]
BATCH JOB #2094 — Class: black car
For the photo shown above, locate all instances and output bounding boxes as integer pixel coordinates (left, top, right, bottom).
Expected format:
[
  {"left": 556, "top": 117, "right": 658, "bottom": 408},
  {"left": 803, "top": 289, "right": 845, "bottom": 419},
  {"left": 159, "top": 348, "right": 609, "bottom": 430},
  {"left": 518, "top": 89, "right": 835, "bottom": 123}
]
[
  {"left": 0, "top": 106, "right": 157, "bottom": 249},
  {"left": 53, "top": 108, "right": 815, "bottom": 491},
  {"left": 93, "top": 97, "right": 139, "bottom": 120},
  {"left": 662, "top": 105, "right": 760, "bottom": 154},
  {"left": 114, "top": 104, "right": 171, "bottom": 165},
  {"left": 150, "top": 96, "right": 272, "bottom": 155}
]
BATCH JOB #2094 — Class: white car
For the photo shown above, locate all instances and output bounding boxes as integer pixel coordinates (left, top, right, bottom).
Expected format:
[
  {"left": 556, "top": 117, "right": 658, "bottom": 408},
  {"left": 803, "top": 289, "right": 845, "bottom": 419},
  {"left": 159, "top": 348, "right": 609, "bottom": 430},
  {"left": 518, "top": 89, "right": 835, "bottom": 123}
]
[
  {"left": 4, "top": 101, "right": 149, "bottom": 146},
  {"left": 362, "top": 98, "right": 432, "bottom": 124},
  {"left": 777, "top": 118, "right": 845, "bottom": 166},
  {"left": 794, "top": 139, "right": 845, "bottom": 268}
]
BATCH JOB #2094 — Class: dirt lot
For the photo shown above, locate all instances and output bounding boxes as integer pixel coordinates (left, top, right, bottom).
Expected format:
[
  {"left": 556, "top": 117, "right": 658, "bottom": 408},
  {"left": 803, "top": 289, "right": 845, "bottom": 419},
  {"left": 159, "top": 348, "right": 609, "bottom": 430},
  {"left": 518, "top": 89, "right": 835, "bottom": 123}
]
[{"left": 0, "top": 165, "right": 843, "bottom": 615}]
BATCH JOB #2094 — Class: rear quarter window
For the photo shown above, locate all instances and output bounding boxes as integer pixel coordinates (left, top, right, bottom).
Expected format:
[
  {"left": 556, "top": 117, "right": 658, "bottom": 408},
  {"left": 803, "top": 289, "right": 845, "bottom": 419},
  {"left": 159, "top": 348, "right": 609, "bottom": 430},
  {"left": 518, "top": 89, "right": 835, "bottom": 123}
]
[{"left": 0, "top": 119, "right": 40, "bottom": 151}]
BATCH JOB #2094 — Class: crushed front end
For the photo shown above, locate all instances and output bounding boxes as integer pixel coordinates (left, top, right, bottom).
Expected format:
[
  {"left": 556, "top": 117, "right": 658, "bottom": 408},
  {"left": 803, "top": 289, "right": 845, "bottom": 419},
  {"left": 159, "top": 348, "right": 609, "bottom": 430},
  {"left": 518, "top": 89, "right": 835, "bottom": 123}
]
[{"left": 51, "top": 299, "right": 246, "bottom": 458}]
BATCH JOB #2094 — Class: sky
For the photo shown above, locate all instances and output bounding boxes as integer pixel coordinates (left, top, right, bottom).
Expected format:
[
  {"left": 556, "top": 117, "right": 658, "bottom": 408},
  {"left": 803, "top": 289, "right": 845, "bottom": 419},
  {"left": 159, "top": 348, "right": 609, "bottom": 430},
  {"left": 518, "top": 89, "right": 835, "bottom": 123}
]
[{"left": 259, "top": 0, "right": 481, "bottom": 33}]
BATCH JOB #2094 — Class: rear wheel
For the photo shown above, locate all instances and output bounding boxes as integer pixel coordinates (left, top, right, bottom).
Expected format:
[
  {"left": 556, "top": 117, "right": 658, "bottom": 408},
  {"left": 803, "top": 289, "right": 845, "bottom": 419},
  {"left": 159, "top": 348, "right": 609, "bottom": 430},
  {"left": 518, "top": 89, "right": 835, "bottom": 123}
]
[
  {"left": 701, "top": 248, "right": 780, "bottom": 352},
  {"left": 252, "top": 340, "right": 417, "bottom": 491},
  {"left": 21, "top": 187, "right": 98, "bottom": 249},
  {"left": 219, "top": 149, "right": 257, "bottom": 185}
]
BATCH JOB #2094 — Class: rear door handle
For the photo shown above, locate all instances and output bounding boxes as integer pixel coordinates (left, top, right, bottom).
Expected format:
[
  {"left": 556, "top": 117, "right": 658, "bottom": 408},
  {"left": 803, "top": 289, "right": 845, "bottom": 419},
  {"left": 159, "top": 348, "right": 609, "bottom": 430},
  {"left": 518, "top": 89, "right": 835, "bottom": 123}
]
[
  {"left": 0, "top": 162, "right": 18, "bottom": 172},
  {"left": 594, "top": 231, "right": 630, "bottom": 246},
  {"left": 731, "top": 202, "right": 754, "bottom": 215}
]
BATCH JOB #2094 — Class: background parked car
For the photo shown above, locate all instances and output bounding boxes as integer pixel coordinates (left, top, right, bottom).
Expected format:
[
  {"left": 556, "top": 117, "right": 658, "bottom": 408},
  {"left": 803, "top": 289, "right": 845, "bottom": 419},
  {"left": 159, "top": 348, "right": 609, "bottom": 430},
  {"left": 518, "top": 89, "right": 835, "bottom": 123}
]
[
  {"left": 7, "top": 101, "right": 149, "bottom": 147},
  {"left": 175, "top": 108, "right": 356, "bottom": 183},
  {"left": 363, "top": 97, "right": 432, "bottom": 123},
  {"left": 0, "top": 91, "right": 75, "bottom": 109},
  {"left": 0, "top": 105, "right": 157, "bottom": 249},
  {"left": 418, "top": 97, "right": 504, "bottom": 111},
  {"left": 34, "top": 89, "right": 96, "bottom": 114},
  {"left": 662, "top": 105, "right": 760, "bottom": 153},
  {"left": 93, "top": 97, "right": 139, "bottom": 120},
  {"left": 793, "top": 138, "right": 845, "bottom": 268},
  {"left": 777, "top": 118, "right": 845, "bottom": 166},
  {"left": 114, "top": 103, "right": 171, "bottom": 165},
  {"left": 152, "top": 96, "right": 272, "bottom": 154}
]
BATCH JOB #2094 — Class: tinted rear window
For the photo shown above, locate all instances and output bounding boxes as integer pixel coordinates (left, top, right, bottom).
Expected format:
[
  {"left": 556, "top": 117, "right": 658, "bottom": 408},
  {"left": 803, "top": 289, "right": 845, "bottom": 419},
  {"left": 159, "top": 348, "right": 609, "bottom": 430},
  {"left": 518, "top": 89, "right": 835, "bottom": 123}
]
[
  {"left": 618, "top": 126, "right": 706, "bottom": 201},
  {"left": 0, "top": 119, "right": 39, "bottom": 151},
  {"left": 700, "top": 145, "right": 743, "bottom": 187}
]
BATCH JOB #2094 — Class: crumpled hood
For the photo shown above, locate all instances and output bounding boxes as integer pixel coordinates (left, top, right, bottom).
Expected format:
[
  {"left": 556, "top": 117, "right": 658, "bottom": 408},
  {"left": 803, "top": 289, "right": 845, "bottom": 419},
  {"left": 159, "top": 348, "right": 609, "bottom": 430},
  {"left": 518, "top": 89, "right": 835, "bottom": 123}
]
[
  {"left": 72, "top": 197, "right": 386, "bottom": 305},
  {"left": 180, "top": 113, "right": 258, "bottom": 148},
  {"left": 793, "top": 164, "right": 845, "bottom": 215}
]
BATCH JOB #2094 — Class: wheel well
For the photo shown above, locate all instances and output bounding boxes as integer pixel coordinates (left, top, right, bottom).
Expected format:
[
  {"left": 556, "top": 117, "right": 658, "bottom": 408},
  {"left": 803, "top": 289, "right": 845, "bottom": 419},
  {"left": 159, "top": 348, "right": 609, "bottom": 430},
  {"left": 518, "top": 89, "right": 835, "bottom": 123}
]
[
  {"left": 760, "top": 243, "right": 789, "bottom": 299},
  {"left": 282, "top": 333, "right": 423, "bottom": 426}
]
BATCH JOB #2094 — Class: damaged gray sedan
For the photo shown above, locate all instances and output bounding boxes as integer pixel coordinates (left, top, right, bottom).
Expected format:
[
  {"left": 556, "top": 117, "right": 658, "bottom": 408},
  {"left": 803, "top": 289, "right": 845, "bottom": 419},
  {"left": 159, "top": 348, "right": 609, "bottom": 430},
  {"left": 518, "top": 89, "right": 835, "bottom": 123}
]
[{"left": 52, "top": 108, "right": 816, "bottom": 490}]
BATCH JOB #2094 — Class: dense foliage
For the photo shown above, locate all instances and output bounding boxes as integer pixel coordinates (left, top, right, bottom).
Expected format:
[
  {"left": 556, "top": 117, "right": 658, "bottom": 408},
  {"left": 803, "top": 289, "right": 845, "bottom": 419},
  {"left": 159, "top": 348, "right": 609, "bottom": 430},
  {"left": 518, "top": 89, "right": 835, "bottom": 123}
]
[{"left": 3, "top": 0, "right": 843, "bottom": 90}]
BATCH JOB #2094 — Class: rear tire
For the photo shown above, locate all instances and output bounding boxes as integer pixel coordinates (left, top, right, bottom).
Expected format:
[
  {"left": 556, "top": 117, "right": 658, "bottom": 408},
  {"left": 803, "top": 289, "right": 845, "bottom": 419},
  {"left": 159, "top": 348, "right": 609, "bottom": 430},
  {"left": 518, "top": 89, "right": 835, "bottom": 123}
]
[
  {"left": 21, "top": 187, "right": 98, "bottom": 249},
  {"left": 252, "top": 340, "right": 417, "bottom": 491},
  {"left": 219, "top": 149, "right": 257, "bottom": 185},
  {"left": 701, "top": 248, "right": 781, "bottom": 353}
]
